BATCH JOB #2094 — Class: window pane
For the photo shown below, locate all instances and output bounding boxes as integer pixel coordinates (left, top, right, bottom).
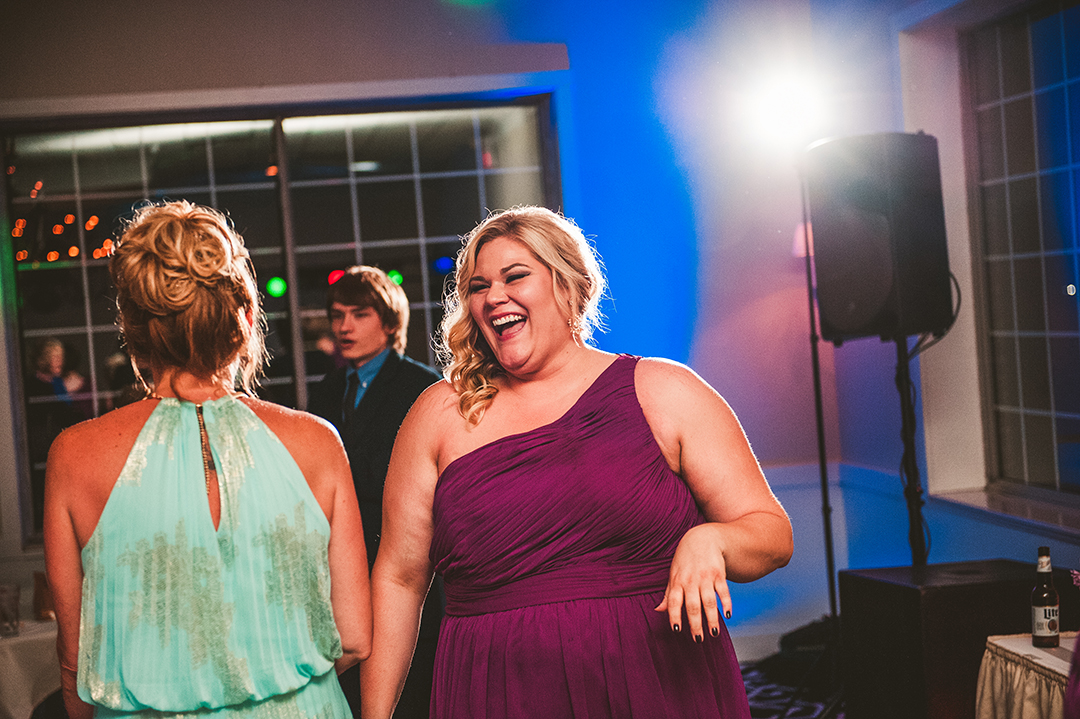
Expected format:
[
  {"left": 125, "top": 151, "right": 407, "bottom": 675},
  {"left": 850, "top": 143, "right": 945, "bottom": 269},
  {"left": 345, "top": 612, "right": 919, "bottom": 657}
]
[
  {"left": 76, "top": 140, "right": 143, "bottom": 195},
  {"left": 978, "top": 107, "right": 1005, "bottom": 180},
  {"left": 987, "top": 258, "right": 1015, "bottom": 331},
  {"left": 357, "top": 181, "right": 418, "bottom": 241},
  {"left": 285, "top": 121, "right": 349, "bottom": 181},
  {"left": 293, "top": 183, "right": 355, "bottom": 247},
  {"left": 417, "top": 114, "right": 476, "bottom": 173},
  {"left": 10, "top": 134, "right": 75, "bottom": 196},
  {"left": 996, "top": 410, "right": 1025, "bottom": 481},
  {"left": 1031, "top": 9, "right": 1063, "bottom": 89},
  {"left": 1010, "top": 177, "right": 1040, "bottom": 254},
  {"left": 982, "top": 183, "right": 1009, "bottom": 255},
  {"left": 479, "top": 107, "right": 541, "bottom": 169},
  {"left": 1001, "top": 18, "right": 1032, "bottom": 97},
  {"left": 992, "top": 334, "right": 1021, "bottom": 408},
  {"left": 1019, "top": 335, "right": 1051, "bottom": 412},
  {"left": 486, "top": 171, "right": 545, "bottom": 212},
  {"left": 1036, "top": 88, "right": 1068, "bottom": 169},
  {"left": 1066, "top": 5, "right": 1080, "bottom": 80},
  {"left": 1041, "top": 170, "right": 1073, "bottom": 252},
  {"left": 350, "top": 121, "right": 413, "bottom": 177},
  {"left": 145, "top": 128, "right": 211, "bottom": 190},
  {"left": 1013, "top": 256, "right": 1046, "bottom": 332},
  {"left": 216, "top": 188, "right": 282, "bottom": 249},
  {"left": 1026, "top": 413, "right": 1056, "bottom": 487},
  {"left": 211, "top": 122, "right": 275, "bottom": 185},
  {"left": 421, "top": 177, "right": 482, "bottom": 239},
  {"left": 1004, "top": 98, "right": 1036, "bottom": 175},
  {"left": 1056, "top": 416, "right": 1080, "bottom": 494},
  {"left": 1045, "top": 253, "right": 1079, "bottom": 333},
  {"left": 426, "top": 239, "right": 462, "bottom": 306},
  {"left": 971, "top": 25, "right": 1001, "bottom": 104},
  {"left": 1050, "top": 336, "right": 1080, "bottom": 413}
]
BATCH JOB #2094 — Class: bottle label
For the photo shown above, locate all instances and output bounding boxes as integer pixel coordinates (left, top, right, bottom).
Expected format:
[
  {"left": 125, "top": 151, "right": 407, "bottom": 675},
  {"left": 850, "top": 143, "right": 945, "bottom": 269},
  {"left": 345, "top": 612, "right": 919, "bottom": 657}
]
[
  {"left": 1033, "top": 605, "right": 1060, "bottom": 637},
  {"left": 1037, "top": 556, "right": 1052, "bottom": 573}
]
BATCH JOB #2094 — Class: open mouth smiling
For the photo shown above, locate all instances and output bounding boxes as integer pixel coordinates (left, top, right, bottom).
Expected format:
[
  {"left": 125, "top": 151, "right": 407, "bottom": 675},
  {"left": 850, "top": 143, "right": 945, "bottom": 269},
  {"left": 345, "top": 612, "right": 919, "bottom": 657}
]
[{"left": 492, "top": 314, "right": 526, "bottom": 336}]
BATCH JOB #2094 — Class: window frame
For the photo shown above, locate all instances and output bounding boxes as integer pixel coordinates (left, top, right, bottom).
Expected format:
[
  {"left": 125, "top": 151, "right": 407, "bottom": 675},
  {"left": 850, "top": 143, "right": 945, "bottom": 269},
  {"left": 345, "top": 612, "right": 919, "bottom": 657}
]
[{"left": 1, "top": 92, "right": 562, "bottom": 547}]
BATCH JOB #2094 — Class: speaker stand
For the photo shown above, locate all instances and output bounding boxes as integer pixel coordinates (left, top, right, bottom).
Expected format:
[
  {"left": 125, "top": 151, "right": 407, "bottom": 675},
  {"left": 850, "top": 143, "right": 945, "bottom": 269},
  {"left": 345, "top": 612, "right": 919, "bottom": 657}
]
[
  {"left": 894, "top": 336, "right": 928, "bottom": 567},
  {"left": 796, "top": 180, "right": 842, "bottom": 717}
]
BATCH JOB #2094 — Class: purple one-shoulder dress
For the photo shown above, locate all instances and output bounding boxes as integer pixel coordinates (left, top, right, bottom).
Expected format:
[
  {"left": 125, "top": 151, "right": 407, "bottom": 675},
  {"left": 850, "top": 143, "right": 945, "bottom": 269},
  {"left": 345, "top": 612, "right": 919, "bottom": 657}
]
[{"left": 429, "top": 355, "right": 751, "bottom": 718}]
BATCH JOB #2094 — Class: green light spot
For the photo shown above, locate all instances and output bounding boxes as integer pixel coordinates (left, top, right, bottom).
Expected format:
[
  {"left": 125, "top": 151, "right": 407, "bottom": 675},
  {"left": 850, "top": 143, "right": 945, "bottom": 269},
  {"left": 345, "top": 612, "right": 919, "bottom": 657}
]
[
  {"left": 267, "top": 276, "right": 287, "bottom": 297},
  {"left": 388, "top": 270, "right": 403, "bottom": 285}
]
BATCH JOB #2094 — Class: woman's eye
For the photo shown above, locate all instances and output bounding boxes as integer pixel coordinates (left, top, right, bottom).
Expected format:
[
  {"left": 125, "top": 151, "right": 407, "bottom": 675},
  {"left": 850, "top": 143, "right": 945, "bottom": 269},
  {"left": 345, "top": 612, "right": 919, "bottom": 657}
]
[{"left": 507, "top": 273, "right": 527, "bottom": 282}]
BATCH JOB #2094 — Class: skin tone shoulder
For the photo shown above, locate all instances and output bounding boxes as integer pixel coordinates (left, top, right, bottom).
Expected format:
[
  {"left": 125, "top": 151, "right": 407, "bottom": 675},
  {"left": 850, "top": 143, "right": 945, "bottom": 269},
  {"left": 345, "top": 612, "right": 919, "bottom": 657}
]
[
  {"left": 44, "top": 372, "right": 372, "bottom": 719},
  {"left": 360, "top": 235, "right": 793, "bottom": 716}
]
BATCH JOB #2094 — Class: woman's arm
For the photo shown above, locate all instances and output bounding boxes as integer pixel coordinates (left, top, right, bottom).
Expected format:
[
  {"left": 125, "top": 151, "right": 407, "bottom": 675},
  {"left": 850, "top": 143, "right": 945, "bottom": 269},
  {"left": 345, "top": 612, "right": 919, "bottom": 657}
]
[
  {"left": 637, "top": 358, "right": 794, "bottom": 642},
  {"left": 43, "top": 429, "right": 95, "bottom": 719},
  {"left": 318, "top": 428, "right": 372, "bottom": 671},
  {"left": 360, "top": 386, "right": 446, "bottom": 719}
]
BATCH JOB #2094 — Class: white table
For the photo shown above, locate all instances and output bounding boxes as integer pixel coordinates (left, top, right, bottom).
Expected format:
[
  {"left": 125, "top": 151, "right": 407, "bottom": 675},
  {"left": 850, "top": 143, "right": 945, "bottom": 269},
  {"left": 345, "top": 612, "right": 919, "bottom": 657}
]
[
  {"left": 976, "top": 632, "right": 1076, "bottom": 719},
  {"left": 0, "top": 621, "right": 60, "bottom": 719}
]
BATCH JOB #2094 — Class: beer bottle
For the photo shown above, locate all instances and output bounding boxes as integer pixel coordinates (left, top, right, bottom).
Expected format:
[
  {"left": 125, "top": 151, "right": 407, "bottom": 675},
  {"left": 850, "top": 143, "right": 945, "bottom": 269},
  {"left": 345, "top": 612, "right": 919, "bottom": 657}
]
[{"left": 1032, "top": 546, "right": 1060, "bottom": 648}]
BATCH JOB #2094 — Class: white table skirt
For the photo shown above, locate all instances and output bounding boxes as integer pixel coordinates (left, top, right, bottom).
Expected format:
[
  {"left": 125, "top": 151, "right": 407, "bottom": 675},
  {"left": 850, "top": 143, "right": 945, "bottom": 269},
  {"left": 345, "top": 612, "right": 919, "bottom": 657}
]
[
  {"left": 976, "top": 633, "right": 1077, "bottom": 719},
  {"left": 0, "top": 621, "right": 60, "bottom": 719}
]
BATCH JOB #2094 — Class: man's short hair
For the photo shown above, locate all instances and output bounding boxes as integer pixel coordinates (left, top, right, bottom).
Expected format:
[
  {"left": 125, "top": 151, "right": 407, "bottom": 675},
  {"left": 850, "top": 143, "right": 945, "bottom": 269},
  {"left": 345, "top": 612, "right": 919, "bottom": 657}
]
[{"left": 326, "top": 266, "right": 409, "bottom": 353}]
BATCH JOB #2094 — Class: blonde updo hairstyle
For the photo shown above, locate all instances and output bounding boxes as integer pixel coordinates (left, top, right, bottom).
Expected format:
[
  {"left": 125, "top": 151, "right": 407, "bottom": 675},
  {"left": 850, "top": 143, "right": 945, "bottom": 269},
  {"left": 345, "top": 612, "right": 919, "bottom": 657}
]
[
  {"left": 438, "top": 206, "right": 606, "bottom": 424},
  {"left": 109, "top": 200, "right": 267, "bottom": 395}
]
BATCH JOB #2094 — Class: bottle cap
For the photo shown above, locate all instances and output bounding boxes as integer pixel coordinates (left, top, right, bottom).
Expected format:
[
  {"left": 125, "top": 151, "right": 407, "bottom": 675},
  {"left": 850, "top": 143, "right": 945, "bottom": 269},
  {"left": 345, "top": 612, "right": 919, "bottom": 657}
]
[{"left": 1039, "top": 546, "right": 1051, "bottom": 556}]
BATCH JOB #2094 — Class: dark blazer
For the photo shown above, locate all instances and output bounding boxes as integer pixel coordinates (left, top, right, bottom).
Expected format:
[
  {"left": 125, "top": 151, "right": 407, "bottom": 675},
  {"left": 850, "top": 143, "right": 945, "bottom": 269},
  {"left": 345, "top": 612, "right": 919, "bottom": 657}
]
[
  {"left": 308, "top": 351, "right": 443, "bottom": 719},
  {"left": 308, "top": 350, "right": 442, "bottom": 564}
]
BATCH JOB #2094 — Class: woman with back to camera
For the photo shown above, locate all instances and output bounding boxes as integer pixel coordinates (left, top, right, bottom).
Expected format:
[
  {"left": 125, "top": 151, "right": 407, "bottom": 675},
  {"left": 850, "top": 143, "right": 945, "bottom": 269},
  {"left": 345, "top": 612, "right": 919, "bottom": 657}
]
[
  {"left": 361, "top": 205, "right": 793, "bottom": 718},
  {"left": 44, "top": 200, "right": 370, "bottom": 719}
]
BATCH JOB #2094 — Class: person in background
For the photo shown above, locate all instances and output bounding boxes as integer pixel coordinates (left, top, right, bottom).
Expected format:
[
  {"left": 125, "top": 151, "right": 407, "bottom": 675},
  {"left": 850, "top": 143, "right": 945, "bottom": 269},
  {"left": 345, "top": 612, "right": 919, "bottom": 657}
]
[
  {"left": 308, "top": 265, "right": 443, "bottom": 719},
  {"left": 361, "top": 206, "right": 793, "bottom": 718},
  {"left": 44, "top": 200, "right": 370, "bottom": 719}
]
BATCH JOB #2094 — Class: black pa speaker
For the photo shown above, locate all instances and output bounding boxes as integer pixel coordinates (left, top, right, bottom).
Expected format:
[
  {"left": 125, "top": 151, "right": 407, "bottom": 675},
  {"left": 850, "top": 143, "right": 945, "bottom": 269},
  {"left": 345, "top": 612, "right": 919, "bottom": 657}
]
[{"left": 802, "top": 132, "right": 953, "bottom": 345}]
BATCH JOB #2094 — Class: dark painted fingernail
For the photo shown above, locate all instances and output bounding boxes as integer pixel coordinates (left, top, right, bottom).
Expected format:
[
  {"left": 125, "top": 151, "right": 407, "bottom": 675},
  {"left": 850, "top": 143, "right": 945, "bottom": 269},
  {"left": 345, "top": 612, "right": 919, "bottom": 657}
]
[
  {"left": 725, "top": 610, "right": 732, "bottom": 619},
  {"left": 673, "top": 623, "right": 680, "bottom": 633},
  {"left": 695, "top": 634, "right": 703, "bottom": 643},
  {"left": 711, "top": 626, "right": 719, "bottom": 637}
]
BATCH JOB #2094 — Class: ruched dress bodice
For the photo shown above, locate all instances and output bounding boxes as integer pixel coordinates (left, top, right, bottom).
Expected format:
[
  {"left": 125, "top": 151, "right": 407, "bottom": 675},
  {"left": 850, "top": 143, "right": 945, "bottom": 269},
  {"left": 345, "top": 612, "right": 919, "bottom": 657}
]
[
  {"left": 78, "top": 396, "right": 350, "bottom": 718},
  {"left": 428, "top": 355, "right": 750, "bottom": 718}
]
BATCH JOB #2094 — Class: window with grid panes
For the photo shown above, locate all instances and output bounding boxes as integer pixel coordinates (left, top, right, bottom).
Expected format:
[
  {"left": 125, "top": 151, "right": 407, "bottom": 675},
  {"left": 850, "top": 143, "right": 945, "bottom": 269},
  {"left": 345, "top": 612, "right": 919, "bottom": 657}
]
[
  {"left": 966, "top": 2, "right": 1080, "bottom": 496},
  {"left": 3, "top": 97, "right": 558, "bottom": 541}
]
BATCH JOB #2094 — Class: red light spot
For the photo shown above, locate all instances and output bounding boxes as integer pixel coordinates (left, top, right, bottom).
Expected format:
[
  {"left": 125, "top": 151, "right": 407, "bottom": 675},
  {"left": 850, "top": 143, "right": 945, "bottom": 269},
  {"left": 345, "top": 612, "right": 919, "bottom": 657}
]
[
  {"left": 328, "top": 269, "right": 345, "bottom": 285},
  {"left": 5, "top": 166, "right": 13, "bottom": 175},
  {"left": 46, "top": 251, "right": 60, "bottom": 262},
  {"left": 68, "top": 245, "right": 79, "bottom": 258},
  {"left": 29, "top": 190, "right": 38, "bottom": 199},
  {"left": 103, "top": 238, "right": 114, "bottom": 251},
  {"left": 33, "top": 180, "right": 43, "bottom": 190},
  {"left": 482, "top": 151, "right": 493, "bottom": 169},
  {"left": 64, "top": 214, "right": 75, "bottom": 224},
  {"left": 88, "top": 215, "right": 99, "bottom": 226},
  {"left": 15, "top": 250, "right": 28, "bottom": 261},
  {"left": 15, "top": 219, "right": 26, "bottom": 229},
  {"left": 52, "top": 224, "right": 64, "bottom": 235},
  {"left": 11, "top": 228, "right": 22, "bottom": 238},
  {"left": 92, "top": 248, "right": 102, "bottom": 259},
  {"left": 265, "top": 165, "right": 279, "bottom": 177}
]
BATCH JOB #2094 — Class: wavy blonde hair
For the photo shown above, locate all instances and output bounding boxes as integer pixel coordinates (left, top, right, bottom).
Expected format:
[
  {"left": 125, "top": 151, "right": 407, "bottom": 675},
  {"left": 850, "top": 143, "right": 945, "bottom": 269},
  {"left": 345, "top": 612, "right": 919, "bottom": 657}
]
[
  {"left": 437, "top": 206, "right": 606, "bottom": 424},
  {"left": 109, "top": 200, "right": 267, "bottom": 395}
]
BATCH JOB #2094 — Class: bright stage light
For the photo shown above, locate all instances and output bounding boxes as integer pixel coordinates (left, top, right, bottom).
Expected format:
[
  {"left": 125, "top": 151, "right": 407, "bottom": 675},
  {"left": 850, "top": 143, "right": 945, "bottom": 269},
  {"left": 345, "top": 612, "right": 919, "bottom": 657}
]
[{"left": 741, "top": 70, "right": 827, "bottom": 153}]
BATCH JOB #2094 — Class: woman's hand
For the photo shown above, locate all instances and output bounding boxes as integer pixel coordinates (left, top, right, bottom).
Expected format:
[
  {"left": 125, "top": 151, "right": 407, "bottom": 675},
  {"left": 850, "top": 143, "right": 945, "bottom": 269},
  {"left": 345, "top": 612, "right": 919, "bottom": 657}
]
[{"left": 655, "top": 523, "right": 731, "bottom": 641}]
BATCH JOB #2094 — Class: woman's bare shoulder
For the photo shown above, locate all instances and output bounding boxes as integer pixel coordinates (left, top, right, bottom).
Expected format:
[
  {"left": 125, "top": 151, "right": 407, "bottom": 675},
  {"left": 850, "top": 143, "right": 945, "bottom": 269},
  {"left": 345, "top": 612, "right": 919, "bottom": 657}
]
[
  {"left": 240, "top": 396, "right": 341, "bottom": 447},
  {"left": 634, "top": 357, "right": 719, "bottom": 403},
  {"left": 50, "top": 401, "right": 156, "bottom": 462}
]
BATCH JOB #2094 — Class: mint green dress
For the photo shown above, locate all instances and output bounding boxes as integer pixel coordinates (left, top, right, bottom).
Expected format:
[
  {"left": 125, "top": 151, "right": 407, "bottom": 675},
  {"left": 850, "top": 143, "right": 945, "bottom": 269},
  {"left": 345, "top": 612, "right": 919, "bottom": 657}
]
[{"left": 78, "top": 396, "right": 351, "bottom": 718}]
